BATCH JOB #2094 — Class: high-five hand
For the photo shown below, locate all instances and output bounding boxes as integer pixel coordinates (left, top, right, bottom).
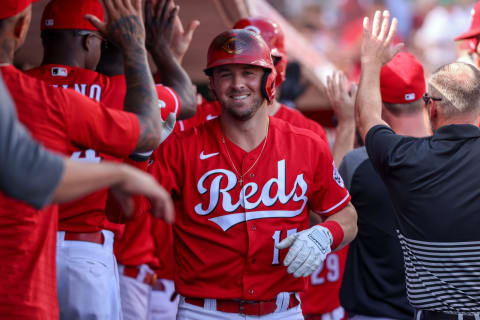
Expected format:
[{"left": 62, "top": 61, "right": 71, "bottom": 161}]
[
  {"left": 85, "top": 0, "right": 145, "bottom": 51},
  {"left": 361, "top": 10, "right": 404, "bottom": 67}
]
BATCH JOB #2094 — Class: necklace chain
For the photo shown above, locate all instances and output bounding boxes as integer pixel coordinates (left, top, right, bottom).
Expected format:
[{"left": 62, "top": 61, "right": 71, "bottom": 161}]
[{"left": 222, "top": 119, "right": 269, "bottom": 186}]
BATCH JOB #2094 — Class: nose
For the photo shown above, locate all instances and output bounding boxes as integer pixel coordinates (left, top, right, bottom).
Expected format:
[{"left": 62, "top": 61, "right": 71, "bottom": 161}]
[{"left": 231, "top": 72, "right": 247, "bottom": 91}]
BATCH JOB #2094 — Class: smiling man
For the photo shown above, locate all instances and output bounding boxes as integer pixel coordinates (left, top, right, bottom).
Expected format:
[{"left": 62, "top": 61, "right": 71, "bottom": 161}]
[{"left": 150, "top": 29, "right": 357, "bottom": 320}]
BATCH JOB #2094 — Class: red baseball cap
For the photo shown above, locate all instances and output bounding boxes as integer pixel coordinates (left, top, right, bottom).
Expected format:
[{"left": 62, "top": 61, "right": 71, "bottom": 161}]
[
  {"left": 380, "top": 52, "right": 426, "bottom": 104},
  {"left": 41, "top": 0, "right": 104, "bottom": 31},
  {"left": 455, "top": 1, "right": 480, "bottom": 40},
  {"left": 1, "top": 0, "right": 38, "bottom": 19}
]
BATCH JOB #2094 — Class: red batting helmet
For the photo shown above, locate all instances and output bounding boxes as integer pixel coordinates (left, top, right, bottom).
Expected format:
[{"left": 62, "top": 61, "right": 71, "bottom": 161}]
[
  {"left": 204, "top": 29, "right": 277, "bottom": 102},
  {"left": 233, "top": 17, "right": 287, "bottom": 87}
]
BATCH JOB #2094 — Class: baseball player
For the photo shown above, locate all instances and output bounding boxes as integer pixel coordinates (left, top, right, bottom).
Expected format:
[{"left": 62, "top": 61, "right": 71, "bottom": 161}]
[
  {"left": 175, "top": 17, "right": 328, "bottom": 145},
  {"left": 0, "top": 0, "right": 173, "bottom": 318},
  {"left": 24, "top": 1, "right": 189, "bottom": 319},
  {"left": 455, "top": 1, "right": 480, "bottom": 68},
  {"left": 151, "top": 29, "right": 357, "bottom": 319}
]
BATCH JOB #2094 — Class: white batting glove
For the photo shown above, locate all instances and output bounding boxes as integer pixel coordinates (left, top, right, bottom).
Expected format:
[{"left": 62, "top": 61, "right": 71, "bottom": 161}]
[
  {"left": 160, "top": 112, "right": 176, "bottom": 144},
  {"left": 276, "top": 225, "right": 332, "bottom": 278}
]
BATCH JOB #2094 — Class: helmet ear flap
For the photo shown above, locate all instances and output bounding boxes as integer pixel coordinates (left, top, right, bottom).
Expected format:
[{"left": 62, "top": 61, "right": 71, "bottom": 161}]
[{"left": 262, "top": 69, "right": 276, "bottom": 103}]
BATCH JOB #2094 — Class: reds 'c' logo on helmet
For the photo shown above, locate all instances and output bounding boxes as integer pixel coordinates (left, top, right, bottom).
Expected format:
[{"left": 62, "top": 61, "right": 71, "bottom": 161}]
[{"left": 204, "top": 29, "right": 277, "bottom": 102}]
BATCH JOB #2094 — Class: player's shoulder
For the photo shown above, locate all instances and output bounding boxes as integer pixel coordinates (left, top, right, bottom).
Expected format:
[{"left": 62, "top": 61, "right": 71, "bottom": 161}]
[{"left": 276, "top": 104, "right": 326, "bottom": 137}]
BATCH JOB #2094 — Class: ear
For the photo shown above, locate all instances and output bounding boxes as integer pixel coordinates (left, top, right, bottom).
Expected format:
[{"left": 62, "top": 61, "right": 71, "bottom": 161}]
[
  {"left": 13, "top": 14, "right": 30, "bottom": 44},
  {"left": 83, "top": 34, "right": 95, "bottom": 52}
]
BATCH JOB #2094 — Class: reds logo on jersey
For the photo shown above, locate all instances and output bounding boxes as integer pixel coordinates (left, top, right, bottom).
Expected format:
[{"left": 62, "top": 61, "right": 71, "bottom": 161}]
[{"left": 194, "top": 159, "right": 308, "bottom": 231}]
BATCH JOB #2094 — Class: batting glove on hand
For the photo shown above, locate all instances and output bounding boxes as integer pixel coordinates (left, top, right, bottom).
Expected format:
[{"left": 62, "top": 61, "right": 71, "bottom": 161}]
[{"left": 276, "top": 225, "right": 332, "bottom": 278}]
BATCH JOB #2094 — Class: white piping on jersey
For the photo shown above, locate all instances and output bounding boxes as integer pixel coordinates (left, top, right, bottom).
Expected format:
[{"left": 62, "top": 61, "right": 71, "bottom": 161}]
[{"left": 313, "top": 192, "right": 350, "bottom": 214}]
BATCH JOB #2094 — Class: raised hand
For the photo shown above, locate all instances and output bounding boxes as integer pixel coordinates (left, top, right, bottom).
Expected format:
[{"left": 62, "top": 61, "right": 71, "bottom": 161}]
[
  {"left": 361, "top": 10, "right": 404, "bottom": 67},
  {"left": 85, "top": 0, "right": 145, "bottom": 51},
  {"left": 326, "top": 71, "right": 357, "bottom": 124},
  {"left": 170, "top": 16, "right": 200, "bottom": 63},
  {"left": 145, "top": 0, "right": 178, "bottom": 55}
]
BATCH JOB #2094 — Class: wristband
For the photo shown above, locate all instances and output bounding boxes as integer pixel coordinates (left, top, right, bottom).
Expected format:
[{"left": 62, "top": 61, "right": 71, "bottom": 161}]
[{"left": 319, "top": 221, "right": 344, "bottom": 250}]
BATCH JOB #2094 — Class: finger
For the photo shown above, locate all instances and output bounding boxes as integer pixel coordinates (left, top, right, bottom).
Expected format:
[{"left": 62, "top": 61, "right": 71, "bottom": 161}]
[
  {"left": 301, "top": 264, "right": 317, "bottom": 278},
  {"left": 363, "top": 17, "right": 370, "bottom": 36},
  {"left": 283, "top": 240, "right": 304, "bottom": 266},
  {"left": 385, "top": 17, "right": 398, "bottom": 45},
  {"left": 372, "top": 10, "right": 381, "bottom": 36},
  {"left": 167, "top": 5, "right": 179, "bottom": 28},
  {"left": 160, "top": 0, "right": 170, "bottom": 22},
  {"left": 293, "top": 252, "right": 314, "bottom": 278},
  {"left": 103, "top": 0, "right": 116, "bottom": 15},
  {"left": 288, "top": 247, "right": 311, "bottom": 275},
  {"left": 185, "top": 20, "right": 200, "bottom": 40},
  {"left": 131, "top": 0, "right": 142, "bottom": 13},
  {"left": 276, "top": 234, "right": 296, "bottom": 249},
  {"left": 85, "top": 15, "right": 108, "bottom": 36},
  {"left": 144, "top": 0, "right": 152, "bottom": 27},
  {"left": 392, "top": 42, "right": 405, "bottom": 57},
  {"left": 378, "top": 10, "right": 390, "bottom": 41}
]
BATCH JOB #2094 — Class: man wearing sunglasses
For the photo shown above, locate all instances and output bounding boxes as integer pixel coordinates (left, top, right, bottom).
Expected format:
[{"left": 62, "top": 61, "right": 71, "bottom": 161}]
[{"left": 357, "top": 10, "right": 480, "bottom": 319}]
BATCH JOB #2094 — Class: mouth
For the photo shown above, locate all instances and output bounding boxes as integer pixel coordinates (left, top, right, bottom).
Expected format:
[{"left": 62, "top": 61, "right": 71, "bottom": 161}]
[{"left": 230, "top": 94, "right": 250, "bottom": 101}]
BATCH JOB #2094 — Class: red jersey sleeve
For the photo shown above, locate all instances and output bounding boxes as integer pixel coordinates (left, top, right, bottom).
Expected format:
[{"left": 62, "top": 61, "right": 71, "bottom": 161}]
[
  {"left": 151, "top": 134, "right": 184, "bottom": 196},
  {"left": 60, "top": 89, "right": 140, "bottom": 158},
  {"left": 309, "top": 139, "right": 350, "bottom": 217}
]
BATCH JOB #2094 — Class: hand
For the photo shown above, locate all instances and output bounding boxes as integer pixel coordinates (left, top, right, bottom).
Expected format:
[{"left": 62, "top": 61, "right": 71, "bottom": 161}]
[
  {"left": 160, "top": 112, "right": 176, "bottom": 143},
  {"left": 170, "top": 16, "right": 200, "bottom": 63},
  {"left": 325, "top": 71, "right": 358, "bottom": 123},
  {"left": 276, "top": 225, "right": 332, "bottom": 278},
  {"left": 361, "top": 10, "right": 404, "bottom": 67},
  {"left": 110, "top": 164, "right": 175, "bottom": 223},
  {"left": 145, "top": 0, "right": 178, "bottom": 55},
  {"left": 85, "top": 0, "right": 145, "bottom": 51}
]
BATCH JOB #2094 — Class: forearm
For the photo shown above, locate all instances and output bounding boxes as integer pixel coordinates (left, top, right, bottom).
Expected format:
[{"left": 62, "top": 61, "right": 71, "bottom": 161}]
[
  {"left": 151, "top": 47, "right": 197, "bottom": 120},
  {"left": 356, "top": 62, "right": 388, "bottom": 141},
  {"left": 52, "top": 160, "right": 128, "bottom": 204},
  {"left": 322, "top": 202, "right": 357, "bottom": 250},
  {"left": 332, "top": 119, "right": 355, "bottom": 165}
]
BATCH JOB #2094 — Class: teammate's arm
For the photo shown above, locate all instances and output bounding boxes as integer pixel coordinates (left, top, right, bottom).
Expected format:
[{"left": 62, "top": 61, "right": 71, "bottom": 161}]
[
  {"left": 53, "top": 159, "right": 174, "bottom": 223},
  {"left": 145, "top": 0, "right": 197, "bottom": 120},
  {"left": 356, "top": 10, "right": 403, "bottom": 141},
  {"left": 86, "top": 0, "right": 164, "bottom": 152}
]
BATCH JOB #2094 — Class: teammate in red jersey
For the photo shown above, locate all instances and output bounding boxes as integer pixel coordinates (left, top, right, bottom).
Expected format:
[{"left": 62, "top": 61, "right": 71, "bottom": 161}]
[
  {"left": 0, "top": 0, "right": 172, "bottom": 319},
  {"left": 152, "top": 29, "right": 357, "bottom": 319},
  {"left": 175, "top": 17, "right": 328, "bottom": 144},
  {"left": 24, "top": 1, "right": 192, "bottom": 319}
]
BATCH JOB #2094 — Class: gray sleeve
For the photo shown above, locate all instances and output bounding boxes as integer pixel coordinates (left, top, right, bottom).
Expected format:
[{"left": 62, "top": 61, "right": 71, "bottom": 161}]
[
  {"left": 0, "top": 74, "right": 65, "bottom": 209},
  {"left": 339, "top": 147, "right": 369, "bottom": 192}
]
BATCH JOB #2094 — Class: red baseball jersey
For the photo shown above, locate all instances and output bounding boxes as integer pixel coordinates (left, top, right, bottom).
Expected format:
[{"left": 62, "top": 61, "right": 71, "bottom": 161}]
[
  {"left": 152, "top": 116, "right": 350, "bottom": 300},
  {"left": 26, "top": 64, "right": 180, "bottom": 235},
  {"left": 175, "top": 98, "right": 328, "bottom": 143},
  {"left": 300, "top": 246, "right": 349, "bottom": 316},
  {"left": 0, "top": 65, "right": 140, "bottom": 319}
]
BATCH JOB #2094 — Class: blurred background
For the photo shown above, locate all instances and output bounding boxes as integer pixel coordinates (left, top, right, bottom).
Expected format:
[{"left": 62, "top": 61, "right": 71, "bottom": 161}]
[{"left": 16, "top": 0, "right": 476, "bottom": 139}]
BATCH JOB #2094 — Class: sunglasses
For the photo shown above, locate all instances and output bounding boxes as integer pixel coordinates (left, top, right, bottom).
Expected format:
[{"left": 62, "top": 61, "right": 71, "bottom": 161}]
[{"left": 422, "top": 93, "right": 442, "bottom": 105}]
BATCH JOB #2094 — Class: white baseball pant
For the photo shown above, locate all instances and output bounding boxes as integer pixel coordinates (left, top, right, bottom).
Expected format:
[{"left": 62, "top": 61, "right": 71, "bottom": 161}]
[
  {"left": 118, "top": 264, "right": 153, "bottom": 320},
  {"left": 56, "top": 230, "right": 122, "bottom": 320},
  {"left": 149, "top": 279, "right": 179, "bottom": 320}
]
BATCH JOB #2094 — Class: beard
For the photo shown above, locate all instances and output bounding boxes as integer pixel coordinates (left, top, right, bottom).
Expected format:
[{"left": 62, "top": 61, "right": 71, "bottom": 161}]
[{"left": 219, "top": 92, "right": 264, "bottom": 121}]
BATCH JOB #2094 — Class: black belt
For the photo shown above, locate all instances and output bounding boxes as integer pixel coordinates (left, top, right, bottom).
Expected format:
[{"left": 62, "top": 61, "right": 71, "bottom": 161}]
[{"left": 416, "top": 310, "right": 478, "bottom": 320}]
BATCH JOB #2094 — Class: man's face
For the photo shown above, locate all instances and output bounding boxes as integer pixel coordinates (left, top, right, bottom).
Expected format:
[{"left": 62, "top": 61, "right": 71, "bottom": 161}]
[{"left": 211, "top": 64, "right": 265, "bottom": 121}]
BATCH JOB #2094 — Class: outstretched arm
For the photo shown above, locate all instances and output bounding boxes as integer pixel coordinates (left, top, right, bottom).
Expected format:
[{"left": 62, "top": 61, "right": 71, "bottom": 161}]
[
  {"left": 356, "top": 10, "right": 404, "bottom": 141},
  {"left": 145, "top": 0, "right": 197, "bottom": 120},
  {"left": 86, "top": 0, "right": 163, "bottom": 152},
  {"left": 53, "top": 159, "right": 174, "bottom": 223}
]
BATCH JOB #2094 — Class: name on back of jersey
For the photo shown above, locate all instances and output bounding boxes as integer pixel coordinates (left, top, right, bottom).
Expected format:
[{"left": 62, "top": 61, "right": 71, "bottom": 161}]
[{"left": 52, "top": 83, "right": 102, "bottom": 102}]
